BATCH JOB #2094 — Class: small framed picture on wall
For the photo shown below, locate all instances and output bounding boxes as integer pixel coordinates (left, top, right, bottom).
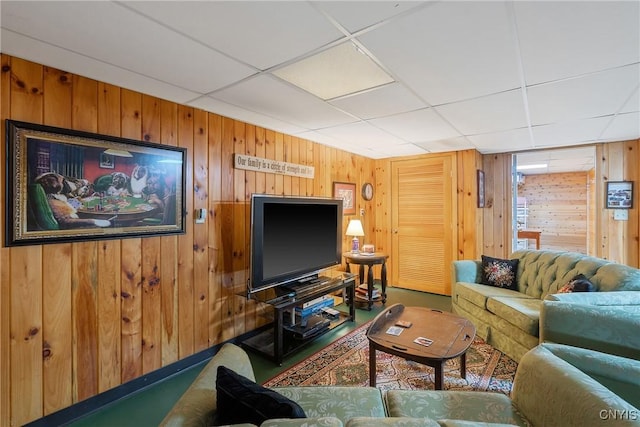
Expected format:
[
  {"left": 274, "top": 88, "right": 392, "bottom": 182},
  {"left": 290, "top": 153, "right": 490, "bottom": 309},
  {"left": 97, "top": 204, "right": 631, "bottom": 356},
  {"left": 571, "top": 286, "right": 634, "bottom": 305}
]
[
  {"left": 477, "top": 170, "right": 485, "bottom": 208},
  {"left": 606, "top": 181, "right": 633, "bottom": 209},
  {"left": 333, "top": 181, "right": 356, "bottom": 215}
]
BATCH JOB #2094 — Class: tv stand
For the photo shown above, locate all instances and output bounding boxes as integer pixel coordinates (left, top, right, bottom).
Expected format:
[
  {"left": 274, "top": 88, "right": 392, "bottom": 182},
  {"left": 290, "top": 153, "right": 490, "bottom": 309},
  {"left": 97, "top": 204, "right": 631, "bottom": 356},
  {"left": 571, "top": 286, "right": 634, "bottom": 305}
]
[{"left": 243, "top": 273, "right": 356, "bottom": 364}]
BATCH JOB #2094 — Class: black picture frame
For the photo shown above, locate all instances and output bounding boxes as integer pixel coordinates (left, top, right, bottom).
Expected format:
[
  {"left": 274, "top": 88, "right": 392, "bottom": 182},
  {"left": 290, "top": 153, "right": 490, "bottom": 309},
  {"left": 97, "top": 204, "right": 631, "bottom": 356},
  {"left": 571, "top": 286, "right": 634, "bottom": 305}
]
[
  {"left": 606, "top": 181, "right": 633, "bottom": 209},
  {"left": 5, "top": 120, "right": 187, "bottom": 246}
]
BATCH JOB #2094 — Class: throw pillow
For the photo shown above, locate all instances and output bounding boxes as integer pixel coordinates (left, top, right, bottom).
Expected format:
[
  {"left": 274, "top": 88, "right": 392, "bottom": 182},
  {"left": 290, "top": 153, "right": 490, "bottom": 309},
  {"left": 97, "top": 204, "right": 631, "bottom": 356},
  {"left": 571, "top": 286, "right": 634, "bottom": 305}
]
[
  {"left": 558, "top": 273, "right": 596, "bottom": 293},
  {"left": 481, "top": 255, "right": 519, "bottom": 290},
  {"left": 215, "top": 365, "right": 306, "bottom": 426}
]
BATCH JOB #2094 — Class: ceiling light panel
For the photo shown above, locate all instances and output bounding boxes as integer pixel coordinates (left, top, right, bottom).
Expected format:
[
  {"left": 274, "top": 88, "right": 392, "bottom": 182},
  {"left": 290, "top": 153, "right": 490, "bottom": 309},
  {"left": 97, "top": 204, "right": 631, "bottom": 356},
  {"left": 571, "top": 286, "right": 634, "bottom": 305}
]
[
  {"left": 273, "top": 42, "right": 394, "bottom": 100},
  {"left": 357, "top": 1, "right": 521, "bottom": 105},
  {"left": 211, "top": 74, "right": 357, "bottom": 130},
  {"left": 435, "top": 89, "right": 528, "bottom": 135},
  {"left": 329, "top": 83, "right": 427, "bottom": 120},
  {"left": 514, "top": 1, "right": 640, "bottom": 85},
  {"left": 527, "top": 64, "right": 640, "bottom": 126},
  {"left": 123, "top": 1, "right": 343, "bottom": 70}
]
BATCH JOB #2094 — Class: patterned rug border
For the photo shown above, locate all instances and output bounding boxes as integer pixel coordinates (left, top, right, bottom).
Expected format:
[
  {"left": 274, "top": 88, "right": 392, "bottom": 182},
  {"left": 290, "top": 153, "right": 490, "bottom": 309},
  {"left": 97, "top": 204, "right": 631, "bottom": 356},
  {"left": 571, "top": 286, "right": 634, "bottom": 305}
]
[{"left": 264, "top": 321, "right": 517, "bottom": 395}]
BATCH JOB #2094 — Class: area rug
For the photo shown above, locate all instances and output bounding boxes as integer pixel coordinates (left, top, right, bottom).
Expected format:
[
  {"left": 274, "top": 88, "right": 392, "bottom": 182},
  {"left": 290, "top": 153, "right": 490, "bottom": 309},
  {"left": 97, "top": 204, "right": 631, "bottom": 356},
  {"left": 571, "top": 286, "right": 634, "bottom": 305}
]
[{"left": 264, "top": 322, "right": 517, "bottom": 395}]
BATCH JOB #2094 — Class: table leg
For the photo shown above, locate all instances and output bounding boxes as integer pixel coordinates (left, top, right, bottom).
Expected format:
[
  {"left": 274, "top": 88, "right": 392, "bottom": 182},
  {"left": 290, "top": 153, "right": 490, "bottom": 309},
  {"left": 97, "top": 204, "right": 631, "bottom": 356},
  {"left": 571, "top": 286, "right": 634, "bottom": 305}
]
[
  {"left": 369, "top": 346, "right": 377, "bottom": 387},
  {"left": 367, "top": 265, "right": 374, "bottom": 310},
  {"left": 358, "top": 264, "right": 365, "bottom": 286},
  {"left": 381, "top": 261, "right": 387, "bottom": 303},
  {"left": 461, "top": 352, "right": 467, "bottom": 380},
  {"left": 434, "top": 362, "right": 444, "bottom": 390}
]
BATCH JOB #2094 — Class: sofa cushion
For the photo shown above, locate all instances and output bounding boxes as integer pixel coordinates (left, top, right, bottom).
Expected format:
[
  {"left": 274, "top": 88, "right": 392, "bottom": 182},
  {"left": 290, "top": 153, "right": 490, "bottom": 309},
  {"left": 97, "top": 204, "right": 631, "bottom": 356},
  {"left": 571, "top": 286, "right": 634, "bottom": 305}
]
[
  {"left": 216, "top": 366, "right": 306, "bottom": 426},
  {"left": 486, "top": 297, "right": 541, "bottom": 336},
  {"left": 262, "top": 417, "right": 343, "bottom": 427},
  {"left": 481, "top": 256, "right": 519, "bottom": 290},
  {"left": 346, "top": 417, "right": 440, "bottom": 427},
  {"left": 455, "top": 282, "right": 533, "bottom": 310},
  {"left": 274, "top": 386, "right": 386, "bottom": 421},
  {"left": 385, "top": 390, "right": 528, "bottom": 426},
  {"left": 437, "top": 421, "right": 521, "bottom": 427}
]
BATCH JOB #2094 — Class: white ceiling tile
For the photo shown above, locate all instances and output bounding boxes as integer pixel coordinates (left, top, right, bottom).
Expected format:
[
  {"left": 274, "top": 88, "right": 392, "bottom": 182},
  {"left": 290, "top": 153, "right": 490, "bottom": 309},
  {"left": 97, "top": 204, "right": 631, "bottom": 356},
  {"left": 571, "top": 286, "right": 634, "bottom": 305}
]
[
  {"left": 515, "top": 1, "right": 640, "bottom": 84},
  {"left": 211, "top": 75, "right": 357, "bottom": 130},
  {"left": 467, "top": 128, "right": 534, "bottom": 153},
  {"left": 621, "top": 88, "right": 640, "bottom": 114},
  {"left": 528, "top": 65, "right": 640, "bottom": 125},
  {"left": 414, "top": 137, "right": 476, "bottom": 153},
  {"left": 123, "top": 1, "right": 343, "bottom": 70},
  {"left": 316, "top": 121, "right": 407, "bottom": 147},
  {"left": 317, "top": 1, "right": 425, "bottom": 33},
  {"left": 369, "top": 108, "right": 461, "bottom": 143},
  {"left": 187, "top": 96, "right": 308, "bottom": 136},
  {"left": 358, "top": 1, "right": 521, "bottom": 105},
  {"left": 371, "top": 143, "right": 428, "bottom": 157},
  {"left": 435, "top": 89, "right": 528, "bottom": 135},
  {"left": 532, "top": 117, "right": 612, "bottom": 147},
  {"left": 2, "top": 1, "right": 256, "bottom": 93},
  {"left": 600, "top": 112, "right": 640, "bottom": 142},
  {"left": 329, "top": 83, "right": 427, "bottom": 120},
  {"left": 1, "top": 29, "right": 201, "bottom": 104}
]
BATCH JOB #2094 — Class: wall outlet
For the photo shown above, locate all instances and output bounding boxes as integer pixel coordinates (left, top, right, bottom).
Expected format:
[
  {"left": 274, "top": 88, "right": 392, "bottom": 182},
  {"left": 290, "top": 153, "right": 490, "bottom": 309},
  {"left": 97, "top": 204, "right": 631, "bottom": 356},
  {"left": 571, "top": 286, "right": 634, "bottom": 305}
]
[
  {"left": 360, "top": 208, "right": 365, "bottom": 216},
  {"left": 613, "top": 210, "right": 628, "bottom": 221}
]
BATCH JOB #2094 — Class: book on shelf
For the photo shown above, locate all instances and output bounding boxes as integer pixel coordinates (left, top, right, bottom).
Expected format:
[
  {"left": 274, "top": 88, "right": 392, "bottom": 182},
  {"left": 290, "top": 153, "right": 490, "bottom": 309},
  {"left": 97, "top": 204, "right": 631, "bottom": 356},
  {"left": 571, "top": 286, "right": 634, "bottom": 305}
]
[
  {"left": 356, "top": 284, "right": 380, "bottom": 298},
  {"left": 295, "top": 298, "right": 335, "bottom": 317},
  {"left": 300, "top": 294, "right": 333, "bottom": 309}
]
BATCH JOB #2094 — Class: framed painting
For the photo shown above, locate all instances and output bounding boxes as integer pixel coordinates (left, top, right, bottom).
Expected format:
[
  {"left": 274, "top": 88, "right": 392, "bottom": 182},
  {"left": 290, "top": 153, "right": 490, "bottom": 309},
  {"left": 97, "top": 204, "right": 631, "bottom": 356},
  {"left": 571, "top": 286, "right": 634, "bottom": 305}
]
[
  {"left": 606, "top": 181, "right": 633, "bottom": 209},
  {"left": 477, "top": 170, "right": 485, "bottom": 208},
  {"left": 5, "top": 120, "right": 187, "bottom": 246},
  {"left": 333, "top": 181, "right": 356, "bottom": 215}
]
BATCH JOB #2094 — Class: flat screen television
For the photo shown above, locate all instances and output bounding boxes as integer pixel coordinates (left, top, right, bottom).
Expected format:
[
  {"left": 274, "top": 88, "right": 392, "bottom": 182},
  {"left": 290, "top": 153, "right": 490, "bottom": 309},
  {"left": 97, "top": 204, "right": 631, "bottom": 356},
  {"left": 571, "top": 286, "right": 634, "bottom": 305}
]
[{"left": 249, "top": 194, "right": 343, "bottom": 293}]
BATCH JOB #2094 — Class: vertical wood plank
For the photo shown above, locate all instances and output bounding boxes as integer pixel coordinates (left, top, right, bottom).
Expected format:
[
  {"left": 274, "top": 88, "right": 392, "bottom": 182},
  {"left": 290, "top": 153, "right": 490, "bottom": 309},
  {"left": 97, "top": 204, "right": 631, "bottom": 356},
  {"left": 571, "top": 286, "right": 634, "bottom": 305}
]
[
  {"left": 160, "top": 100, "right": 179, "bottom": 364},
  {"left": 71, "top": 75, "right": 99, "bottom": 402},
  {"left": 0, "top": 53, "right": 10, "bottom": 427},
  {"left": 96, "top": 82, "right": 122, "bottom": 393},
  {"left": 120, "top": 89, "right": 143, "bottom": 383},
  {"left": 233, "top": 120, "right": 246, "bottom": 335},
  {"left": 220, "top": 117, "right": 235, "bottom": 341},
  {"left": 177, "top": 104, "right": 195, "bottom": 358},
  {"left": 244, "top": 124, "right": 257, "bottom": 331},
  {"left": 141, "top": 95, "right": 162, "bottom": 374},
  {"left": 265, "top": 130, "right": 276, "bottom": 194},
  {"left": 42, "top": 65, "right": 73, "bottom": 414},
  {"left": 8, "top": 60, "right": 45, "bottom": 427},
  {"left": 193, "top": 108, "right": 210, "bottom": 352},
  {"left": 208, "top": 114, "right": 223, "bottom": 345}
]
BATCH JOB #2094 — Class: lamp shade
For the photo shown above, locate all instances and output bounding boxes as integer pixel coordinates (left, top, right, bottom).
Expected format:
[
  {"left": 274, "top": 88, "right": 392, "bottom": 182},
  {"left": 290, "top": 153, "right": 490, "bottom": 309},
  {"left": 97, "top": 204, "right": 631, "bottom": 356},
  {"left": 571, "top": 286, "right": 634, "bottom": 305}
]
[{"left": 345, "top": 219, "right": 365, "bottom": 237}]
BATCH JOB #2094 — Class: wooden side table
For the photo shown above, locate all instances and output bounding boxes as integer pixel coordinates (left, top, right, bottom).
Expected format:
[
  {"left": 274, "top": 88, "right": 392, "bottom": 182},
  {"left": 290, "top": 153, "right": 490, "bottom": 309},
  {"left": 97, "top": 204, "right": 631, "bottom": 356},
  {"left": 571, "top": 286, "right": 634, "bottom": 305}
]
[{"left": 343, "top": 252, "right": 388, "bottom": 310}]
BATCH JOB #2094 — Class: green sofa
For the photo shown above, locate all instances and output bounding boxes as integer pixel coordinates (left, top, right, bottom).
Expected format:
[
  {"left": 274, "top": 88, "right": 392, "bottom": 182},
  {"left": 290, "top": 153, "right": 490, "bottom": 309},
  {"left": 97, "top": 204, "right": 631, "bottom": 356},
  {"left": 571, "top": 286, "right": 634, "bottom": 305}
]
[
  {"left": 159, "top": 341, "right": 640, "bottom": 426},
  {"left": 451, "top": 250, "right": 640, "bottom": 362}
]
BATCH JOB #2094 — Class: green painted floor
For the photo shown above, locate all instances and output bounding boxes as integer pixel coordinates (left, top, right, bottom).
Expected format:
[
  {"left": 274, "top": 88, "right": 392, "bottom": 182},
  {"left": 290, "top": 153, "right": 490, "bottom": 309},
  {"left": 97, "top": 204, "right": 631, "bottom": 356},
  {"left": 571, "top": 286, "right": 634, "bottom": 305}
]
[{"left": 68, "top": 287, "right": 451, "bottom": 427}]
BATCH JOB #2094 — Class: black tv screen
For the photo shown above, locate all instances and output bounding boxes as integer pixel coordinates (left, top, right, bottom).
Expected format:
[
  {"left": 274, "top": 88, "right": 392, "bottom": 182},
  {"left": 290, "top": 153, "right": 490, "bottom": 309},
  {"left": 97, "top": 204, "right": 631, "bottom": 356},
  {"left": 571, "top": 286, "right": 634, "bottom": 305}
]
[{"left": 250, "top": 195, "right": 343, "bottom": 292}]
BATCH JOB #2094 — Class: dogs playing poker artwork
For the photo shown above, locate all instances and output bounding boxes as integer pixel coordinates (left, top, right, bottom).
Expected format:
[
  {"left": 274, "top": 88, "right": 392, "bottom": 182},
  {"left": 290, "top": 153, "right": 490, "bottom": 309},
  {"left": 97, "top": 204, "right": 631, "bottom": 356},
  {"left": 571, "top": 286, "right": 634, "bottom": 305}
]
[{"left": 6, "top": 120, "right": 186, "bottom": 246}]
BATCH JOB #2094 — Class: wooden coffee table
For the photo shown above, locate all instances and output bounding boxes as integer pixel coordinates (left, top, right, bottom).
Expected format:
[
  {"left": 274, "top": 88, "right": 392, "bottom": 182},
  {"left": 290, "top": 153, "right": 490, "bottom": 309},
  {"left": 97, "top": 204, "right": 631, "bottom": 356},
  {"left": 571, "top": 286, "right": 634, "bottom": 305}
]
[{"left": 366, "top": 303, "right": 476, "bottom": 390}]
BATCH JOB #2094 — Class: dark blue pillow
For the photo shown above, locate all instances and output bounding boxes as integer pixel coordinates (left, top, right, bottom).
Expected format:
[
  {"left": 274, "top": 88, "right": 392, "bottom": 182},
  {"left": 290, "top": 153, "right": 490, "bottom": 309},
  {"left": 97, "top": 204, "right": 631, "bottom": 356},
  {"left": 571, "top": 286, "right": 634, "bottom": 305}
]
[
  {"left": 481, "top": 255, "right": 519, "bottom": 290},
  {"left": 215, "top": 365, "right": 306, "bottom": 426}
]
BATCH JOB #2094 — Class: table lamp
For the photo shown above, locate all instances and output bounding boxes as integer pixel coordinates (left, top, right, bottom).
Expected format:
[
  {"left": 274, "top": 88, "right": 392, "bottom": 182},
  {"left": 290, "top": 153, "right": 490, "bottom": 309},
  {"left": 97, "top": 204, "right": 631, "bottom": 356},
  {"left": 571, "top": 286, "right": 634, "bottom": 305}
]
[{"left": 346, "top": 219, "right": 365, "bottom": 253}]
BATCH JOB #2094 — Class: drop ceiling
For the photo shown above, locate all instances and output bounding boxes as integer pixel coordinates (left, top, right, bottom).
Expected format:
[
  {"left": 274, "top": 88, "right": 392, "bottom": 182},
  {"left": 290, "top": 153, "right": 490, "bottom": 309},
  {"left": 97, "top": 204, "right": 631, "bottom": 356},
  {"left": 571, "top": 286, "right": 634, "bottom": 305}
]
[{"left": 1, "top": 1, "right": 639, "bottom": 160}]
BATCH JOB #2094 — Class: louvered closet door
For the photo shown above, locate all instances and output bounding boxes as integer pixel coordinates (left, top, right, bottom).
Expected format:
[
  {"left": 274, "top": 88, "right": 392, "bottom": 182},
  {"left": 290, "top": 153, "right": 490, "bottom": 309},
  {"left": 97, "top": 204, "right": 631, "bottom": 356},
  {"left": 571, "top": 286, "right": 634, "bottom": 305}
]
[{"left": 391, "top": 155, "right": 456, "bottom": 296}]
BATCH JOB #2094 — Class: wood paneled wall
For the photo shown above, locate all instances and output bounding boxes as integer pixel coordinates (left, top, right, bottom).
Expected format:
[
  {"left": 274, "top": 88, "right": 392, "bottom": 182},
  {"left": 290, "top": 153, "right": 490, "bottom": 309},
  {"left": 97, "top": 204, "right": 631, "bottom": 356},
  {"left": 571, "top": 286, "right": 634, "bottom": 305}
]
[
  {"left": 519, "top": 172, "right": 589, "bottom": 253},
  {"left": 0, "top": 55, "right": 375, "bottom": 426}
]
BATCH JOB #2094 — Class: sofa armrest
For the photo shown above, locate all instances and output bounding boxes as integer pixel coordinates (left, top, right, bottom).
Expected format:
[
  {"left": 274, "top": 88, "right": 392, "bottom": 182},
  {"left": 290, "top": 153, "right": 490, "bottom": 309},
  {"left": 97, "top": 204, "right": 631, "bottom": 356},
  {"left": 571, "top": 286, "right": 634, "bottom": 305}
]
[
  {"left": 451, "top": 260, "right": 482, "bottom": 285},
  {"left": 512, "top": 344, "right": 640, "bottom": 426},
  {"left": 160, "top": 343, "right": 255, "bottom": 427},
  {"left": 541, "top": 293, "right": 640, "bottom": 360}
]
